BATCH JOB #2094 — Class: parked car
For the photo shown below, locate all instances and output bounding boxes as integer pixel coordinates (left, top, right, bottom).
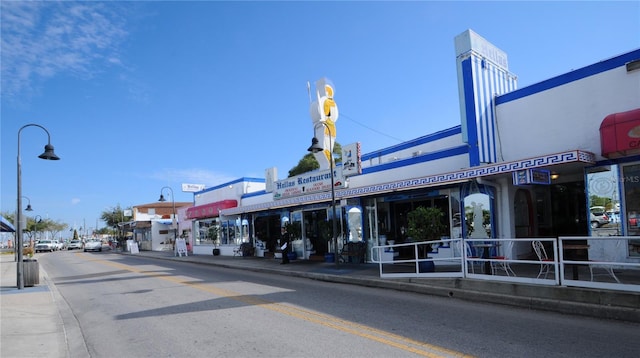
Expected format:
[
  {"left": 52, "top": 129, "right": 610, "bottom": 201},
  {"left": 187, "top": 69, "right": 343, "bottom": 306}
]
[
  {"left": 55, "top": 240, "right": 65, "bottom": 251},
  {"left": 590, "top": 206, "right": 610, "bottom": 228},
  {"left": 35, "top": 240, "right": 56, "bottom": 253},
  {"left": 84, "top": 239, "right": 102, "bottom": 252},
  {"left": 67, "top": 240, "right": 83, "bottom": 250}
]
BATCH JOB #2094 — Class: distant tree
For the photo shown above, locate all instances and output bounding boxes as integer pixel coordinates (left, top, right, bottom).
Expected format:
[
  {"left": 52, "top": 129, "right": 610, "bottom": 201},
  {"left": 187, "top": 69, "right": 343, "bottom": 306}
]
[
  {"left": 101, "top": 205, "right": 132, "bottom": 228},
  {"left": 1, "top": 211, "right": 15, "bottom": 225},
  {"left": 102, "top": 205, "right": 133, "bottom": 240},
  {"left": 48, "top": 221, "right": 67, "bottom": 241},
  {"left": 288, "top": 142, "right": 342, "bottom": 177}
]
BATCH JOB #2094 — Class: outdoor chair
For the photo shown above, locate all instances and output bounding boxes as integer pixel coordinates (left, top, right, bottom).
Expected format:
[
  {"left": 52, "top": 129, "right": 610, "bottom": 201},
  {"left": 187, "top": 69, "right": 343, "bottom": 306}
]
[
  {"left": 532, "top": 240, "right": 554, "bottom": 279},
  {"left": 490, "top": 240, "right": 516, "bottom": 276},
  {"left": 464, "top": 242, "right": 482, "bottom": 274}
]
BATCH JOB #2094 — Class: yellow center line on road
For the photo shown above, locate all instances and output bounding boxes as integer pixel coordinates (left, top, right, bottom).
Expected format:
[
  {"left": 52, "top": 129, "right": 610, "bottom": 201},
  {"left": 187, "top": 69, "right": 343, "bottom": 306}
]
[{"left": 86, "top": 255, "right": 473, "bottom": 358}]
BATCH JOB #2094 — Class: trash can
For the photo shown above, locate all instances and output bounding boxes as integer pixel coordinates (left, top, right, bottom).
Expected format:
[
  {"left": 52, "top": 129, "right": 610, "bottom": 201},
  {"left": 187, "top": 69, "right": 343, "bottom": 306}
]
[{"left": 23, "top": 259, "right": 40, "bottom": 287}]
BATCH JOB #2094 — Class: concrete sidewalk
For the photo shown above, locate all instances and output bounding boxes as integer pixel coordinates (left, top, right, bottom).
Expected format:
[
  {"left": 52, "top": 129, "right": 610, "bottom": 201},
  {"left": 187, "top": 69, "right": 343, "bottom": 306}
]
[
  {"left": 2, "top": 250, "right": 639, "bottom": 358},
  {"left": 0, "top": 254, "right": 89, "bottom": 358}
]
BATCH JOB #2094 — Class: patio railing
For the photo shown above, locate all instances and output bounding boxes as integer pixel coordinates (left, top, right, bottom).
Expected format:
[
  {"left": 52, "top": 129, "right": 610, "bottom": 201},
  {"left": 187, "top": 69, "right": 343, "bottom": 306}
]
[{"left": 374, "top": 236, "right": 640, "bottom": 293}]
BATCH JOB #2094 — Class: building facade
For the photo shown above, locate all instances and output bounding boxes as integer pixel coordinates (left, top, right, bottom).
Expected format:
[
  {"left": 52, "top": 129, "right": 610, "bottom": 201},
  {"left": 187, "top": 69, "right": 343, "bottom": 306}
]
[{"left": 187, "top": 30, "right": 639, "bottom": 267}]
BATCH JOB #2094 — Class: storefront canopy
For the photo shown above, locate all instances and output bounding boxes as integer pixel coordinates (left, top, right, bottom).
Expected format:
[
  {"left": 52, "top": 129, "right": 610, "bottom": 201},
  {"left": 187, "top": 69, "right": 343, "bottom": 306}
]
[
  {"left": 1, "top": 215, "right": 15, "bottom": 232},
  {"left": 600, "top": 108, "right": 640, "bottom": 159},
  {"left": 186, "top": 200, "right": 237, "bottom": 220}
]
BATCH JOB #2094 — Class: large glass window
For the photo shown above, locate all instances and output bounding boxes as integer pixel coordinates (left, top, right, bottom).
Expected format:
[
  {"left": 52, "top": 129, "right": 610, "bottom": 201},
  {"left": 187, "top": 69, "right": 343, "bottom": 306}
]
[
  {"left": 587, "top": 163, "right": 640, "bottom": 257},
  {"left": 586, "top": 165, "right": 621, "bottom": 236},
  {"left": 195, "top": 218, "right": 219, "bottom": 246}
]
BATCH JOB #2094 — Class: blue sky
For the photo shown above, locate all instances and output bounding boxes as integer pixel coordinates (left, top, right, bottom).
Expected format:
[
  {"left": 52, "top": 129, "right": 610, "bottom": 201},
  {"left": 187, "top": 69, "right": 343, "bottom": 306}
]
[{"left": 1, "top": 1, "right": 639, "bottom": 234}]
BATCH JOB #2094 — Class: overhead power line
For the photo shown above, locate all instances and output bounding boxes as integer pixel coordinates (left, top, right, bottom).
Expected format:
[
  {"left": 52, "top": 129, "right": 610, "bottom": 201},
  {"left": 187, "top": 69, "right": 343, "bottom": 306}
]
[{"left": 340, "top": 113, "right": 406, "bottom": 143}]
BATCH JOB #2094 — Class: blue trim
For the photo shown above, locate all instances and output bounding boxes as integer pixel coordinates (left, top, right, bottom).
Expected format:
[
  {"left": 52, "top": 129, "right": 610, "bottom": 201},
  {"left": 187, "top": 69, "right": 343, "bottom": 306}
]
[
  {"left": 362, "top": 145, "right": 469, "bottom": 175},
  {"left": 462, "top": 57, "right": 480, "bottom": 166},
  {"left": 196, "top": 177, "right": 265, "bottom": 195},
  {"left": 497, "top": 49, "right": 640, "bottom": 105},
  {"left": 594, "top": 154, "right": 640, "bottom": 167},
  {"left": 361, "top": 126, "right": 461, "bottom": 162},
  {"left": 1, "top": 215, "right": 15, "bottom": 232},
  {"left": 242, "top": 190, "right": 267, "bottom": 199}
]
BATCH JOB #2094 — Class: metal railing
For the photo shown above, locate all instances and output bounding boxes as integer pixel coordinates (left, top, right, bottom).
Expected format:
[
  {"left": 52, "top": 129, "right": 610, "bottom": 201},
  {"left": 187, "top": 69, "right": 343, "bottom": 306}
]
[
  {"left": 559, "top": 236, "right": 640, "bottom": 292},
  {"left": 374, "top": 236, "right": 640, "bottom": 292}
]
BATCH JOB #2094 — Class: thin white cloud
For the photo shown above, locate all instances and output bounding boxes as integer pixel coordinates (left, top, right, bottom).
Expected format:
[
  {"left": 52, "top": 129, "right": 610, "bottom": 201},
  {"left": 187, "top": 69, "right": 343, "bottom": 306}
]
[
  {"left": 1, "top": 1, "right": 129, "bottom": 101},
  {"left": 71, "top": 198, "right": 81, "bottom": 205}
]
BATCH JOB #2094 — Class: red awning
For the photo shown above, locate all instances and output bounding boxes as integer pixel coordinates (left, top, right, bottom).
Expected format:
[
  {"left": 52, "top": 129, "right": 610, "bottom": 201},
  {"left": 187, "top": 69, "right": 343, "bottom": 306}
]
[
  {"left": 186, "top": 200, "right": 237, "bottom": 220},
  {"left": 600, "top": 108, "right": 640, "bottom": 159}
]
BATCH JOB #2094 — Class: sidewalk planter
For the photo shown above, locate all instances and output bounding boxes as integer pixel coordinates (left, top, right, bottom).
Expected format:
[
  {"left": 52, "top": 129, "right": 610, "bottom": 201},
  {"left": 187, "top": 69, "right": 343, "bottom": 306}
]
[
  {"left": 212, "top": 248, "right": 220, "bottom": 256},
  {"left": 287, "top": 252, "right": 297, "bottom": 261},
  {"left": 23, "top": 259, "right": 39, "bottom": 287},
  {"left": 324, "top": 253, "right": 335, "bottom": 262}
]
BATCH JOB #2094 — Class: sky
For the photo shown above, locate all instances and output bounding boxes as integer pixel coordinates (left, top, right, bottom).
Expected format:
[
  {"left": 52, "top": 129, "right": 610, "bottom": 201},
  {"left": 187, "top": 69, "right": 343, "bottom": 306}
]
[{"left": 1, "top": 0, "right": 639, "bottom": 234}]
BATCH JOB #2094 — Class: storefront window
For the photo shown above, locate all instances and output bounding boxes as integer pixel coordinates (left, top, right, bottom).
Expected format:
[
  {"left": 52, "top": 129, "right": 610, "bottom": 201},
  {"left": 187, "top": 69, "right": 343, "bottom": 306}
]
[
  {"left": 586, "top": 165, "right": 621, "bottom": 236},
  {"left": 464, "top": 193, "right": 492, "bottom": 239},
  {"left": 450, "top": 191, "right": 462, "bottom": 240},
  {"left": 347, "top": 206, "right": 363, "bottom": 242},
  {"left": 195, "top": 218, "right": 219, "bottom": 246},
  {"left": 587, "top": 163, "right": 640, "bottom": 257}
]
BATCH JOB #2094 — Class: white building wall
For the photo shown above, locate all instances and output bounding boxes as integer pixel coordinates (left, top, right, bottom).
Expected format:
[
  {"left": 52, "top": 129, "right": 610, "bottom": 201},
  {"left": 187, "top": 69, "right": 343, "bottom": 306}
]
[
  {"left": 361, "top": 131, "right": 464, "bottom": 168},
  {"left": 194, "top": 180, "right": 265, "bottom": 206},
  {"left": 496, "top": 65, "right": 640, "bottom": 162},
  {"left": 349, "top": 153, "right": 470, "bottom": 189}
]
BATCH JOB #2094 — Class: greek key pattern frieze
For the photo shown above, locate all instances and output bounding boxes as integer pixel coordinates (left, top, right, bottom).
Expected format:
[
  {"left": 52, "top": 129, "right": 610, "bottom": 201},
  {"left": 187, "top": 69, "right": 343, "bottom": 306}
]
[{"left": 223, "top": 150, "right": 595, "bottom": 215}]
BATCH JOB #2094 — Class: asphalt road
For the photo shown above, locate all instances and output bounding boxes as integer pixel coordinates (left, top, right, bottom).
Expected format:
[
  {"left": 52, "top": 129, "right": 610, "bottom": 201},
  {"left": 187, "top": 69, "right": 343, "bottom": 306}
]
[{"left": 40, "top": 250, "right": 639, "bottom": 358}]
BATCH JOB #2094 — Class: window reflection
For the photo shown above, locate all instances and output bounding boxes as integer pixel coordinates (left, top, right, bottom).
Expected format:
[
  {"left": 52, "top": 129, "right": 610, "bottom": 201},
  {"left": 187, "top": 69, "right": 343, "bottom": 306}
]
[
  {"left": 586, "top": 166, "right": 621, "bottom": 236},
  {"left": 464, "top": 193, "right": 491, "bottom": 239}
]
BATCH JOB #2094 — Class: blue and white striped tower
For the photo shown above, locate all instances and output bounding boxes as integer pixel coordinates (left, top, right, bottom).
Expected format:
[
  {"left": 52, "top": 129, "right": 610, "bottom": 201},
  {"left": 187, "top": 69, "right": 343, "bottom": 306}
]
[{"left": 455, "top": 30, "right": 518, "bottom": 166}]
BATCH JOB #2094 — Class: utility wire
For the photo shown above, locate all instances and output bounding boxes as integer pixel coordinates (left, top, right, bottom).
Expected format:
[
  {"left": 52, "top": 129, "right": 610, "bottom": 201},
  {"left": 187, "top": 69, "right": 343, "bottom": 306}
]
[{"left": 340, "top": 112, "right": 406, "bottom": 143}]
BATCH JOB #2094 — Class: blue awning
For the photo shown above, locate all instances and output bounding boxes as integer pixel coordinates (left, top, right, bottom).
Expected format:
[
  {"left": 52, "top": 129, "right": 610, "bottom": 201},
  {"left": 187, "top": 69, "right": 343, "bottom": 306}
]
[{"left": 1, "top": 215, "right": 15, "bottom": 232}]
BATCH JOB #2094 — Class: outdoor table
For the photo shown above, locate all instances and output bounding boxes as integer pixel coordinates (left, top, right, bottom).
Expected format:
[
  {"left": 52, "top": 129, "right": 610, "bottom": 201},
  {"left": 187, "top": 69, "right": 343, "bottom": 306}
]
[
  {"left": 563, "top": 244, "right": 590, "bottom": 280},
  {"left": 472, "top": 243, "right": 498, "bottom": 274}
]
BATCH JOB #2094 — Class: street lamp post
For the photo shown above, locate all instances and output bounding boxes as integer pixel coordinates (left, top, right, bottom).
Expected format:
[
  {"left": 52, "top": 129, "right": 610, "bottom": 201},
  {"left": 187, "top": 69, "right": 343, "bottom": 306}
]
[
  {"left": 22, "top": 196, "right": 34, "bottom": 212},
  {"left": 308, "top": 123, "right": 339, "bottom": 269},
  {"left": 33, "top": 215, "right": 43, "bottom": 247},
  {"left": 14, "top": 196, "right": 34, "bottom": 261},
  {"left": 158, "top": 186, "right": 178, "bottom": 244},
  {"left": 16, "top": 124, "right": 60, "bottom": 289}
]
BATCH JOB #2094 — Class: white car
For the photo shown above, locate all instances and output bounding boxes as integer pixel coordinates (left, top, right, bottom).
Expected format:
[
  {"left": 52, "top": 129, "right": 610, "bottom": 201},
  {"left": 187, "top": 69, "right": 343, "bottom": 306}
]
[
  {"left": 35, "top": 240, "right": 56, "bottom": 253},
  {"left": 67, "top": 240, "right": 83, "bottom": 250},
  {"left": 84, "top": 239, "right": 102, "bottom": 252}
]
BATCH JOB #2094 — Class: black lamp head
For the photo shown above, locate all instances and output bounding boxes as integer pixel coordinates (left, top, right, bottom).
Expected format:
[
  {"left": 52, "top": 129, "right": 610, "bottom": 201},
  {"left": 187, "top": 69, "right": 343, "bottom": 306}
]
[
  {"left": 25, "top": 204, "right": 33, "bottom": 212},
  {"left": 39, "top": 144, "right": 60, "bottom": 160},
  {"left": 307, "top": 137, "right": 323, "bottom": 153},
  {"left": 158, "top": 194, "right": 166, "bottom": 202}
]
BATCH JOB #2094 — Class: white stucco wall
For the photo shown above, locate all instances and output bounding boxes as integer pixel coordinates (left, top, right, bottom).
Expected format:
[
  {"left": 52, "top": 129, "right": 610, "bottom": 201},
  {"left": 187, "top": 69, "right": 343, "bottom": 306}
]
[
  {"left": 349, "top": 153, "right": 470, "bottom": 189},
  {"left": 496, "top": 65, "right": 640, "bottom": 162},
  {"left": 194, "top": 180, "right": 265, "bottom": 206}
]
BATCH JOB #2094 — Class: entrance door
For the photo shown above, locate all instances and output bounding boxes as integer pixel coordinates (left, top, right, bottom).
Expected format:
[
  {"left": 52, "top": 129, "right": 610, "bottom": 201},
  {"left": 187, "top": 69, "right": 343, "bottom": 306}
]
[
  {"left": 550, "top": 181, "right": 588, "bottom": 236},
  {"left": 303, "top": 210, "right": 329, "bottom": 256},
  {"left": 514, "top": 189, "right": 533, "bottom": 237}
]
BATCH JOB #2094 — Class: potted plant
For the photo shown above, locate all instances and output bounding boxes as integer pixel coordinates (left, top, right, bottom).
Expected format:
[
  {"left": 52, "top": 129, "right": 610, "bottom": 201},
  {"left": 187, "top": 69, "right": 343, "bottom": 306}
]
[
  {"left": 407, "top": 206, "right": 447, "bottom": 272},
  {"left": 284, "top": 221, "right": 301, "bottom": 261},
  {"left": 208, "top": 226, "right": 221, "bottom": 256}
]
